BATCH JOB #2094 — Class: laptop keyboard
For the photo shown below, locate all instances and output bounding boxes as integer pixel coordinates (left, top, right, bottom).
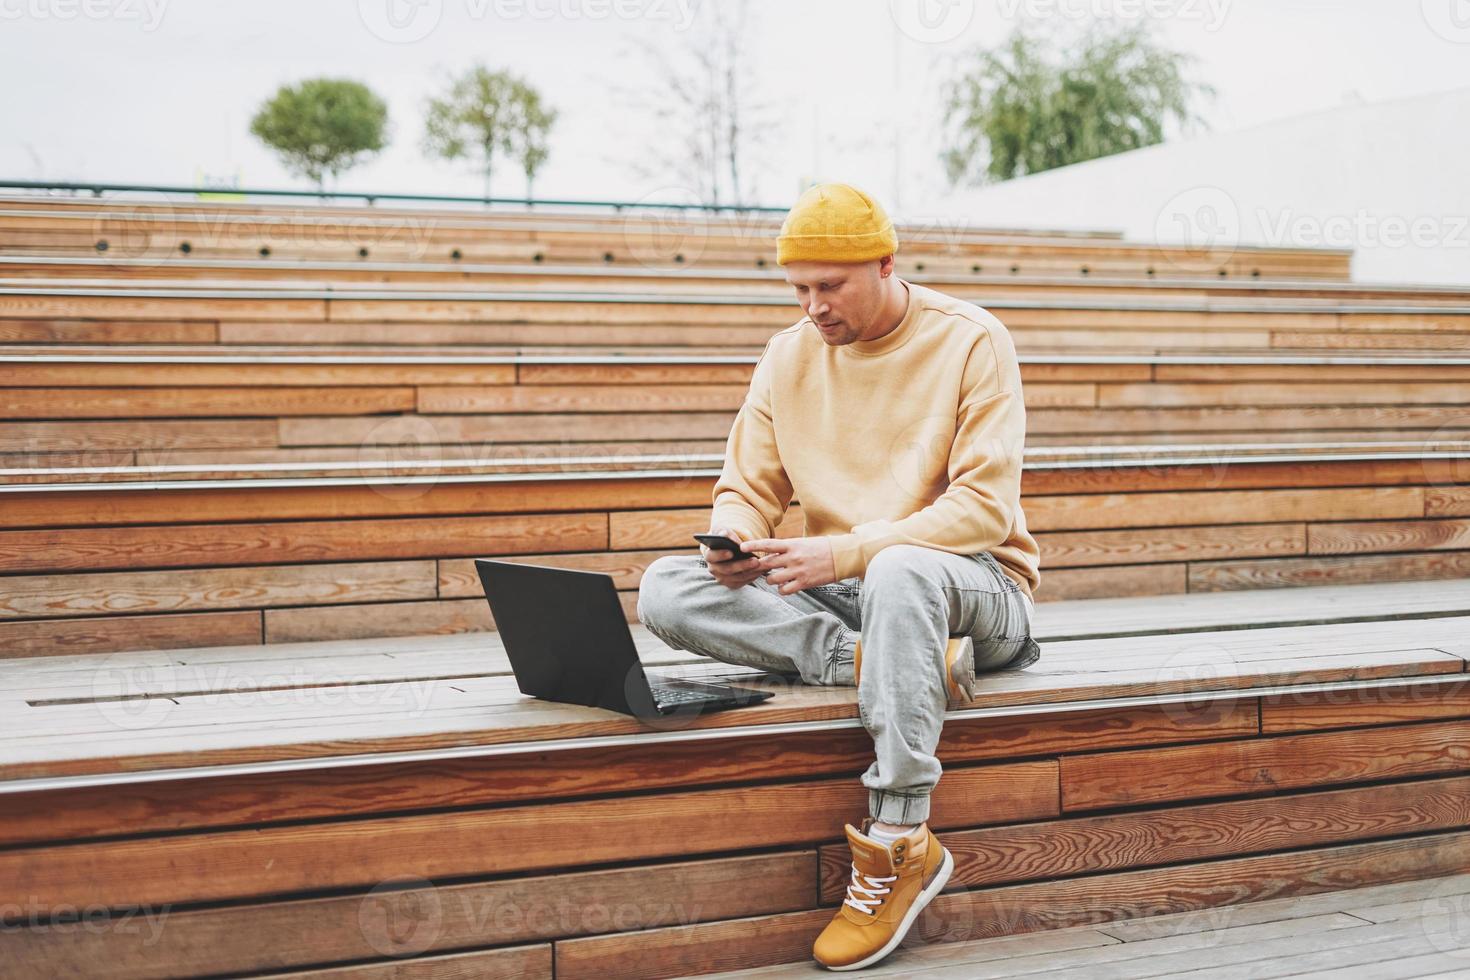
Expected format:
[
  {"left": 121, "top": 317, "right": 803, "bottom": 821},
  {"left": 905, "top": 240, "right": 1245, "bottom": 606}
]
[{"left": 653, "top": 686, "right": 718, "bottom": 704}]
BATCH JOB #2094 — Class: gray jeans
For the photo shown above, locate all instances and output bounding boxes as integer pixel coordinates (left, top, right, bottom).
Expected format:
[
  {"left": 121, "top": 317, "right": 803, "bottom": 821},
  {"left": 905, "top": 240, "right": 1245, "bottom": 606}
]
[{"left": 635, "top": 544, "right": 1042, "bottom": 825}]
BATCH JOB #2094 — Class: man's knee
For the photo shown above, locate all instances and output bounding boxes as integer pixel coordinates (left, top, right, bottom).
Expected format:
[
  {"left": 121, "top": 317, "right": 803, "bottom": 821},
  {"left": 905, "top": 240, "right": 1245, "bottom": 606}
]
[
  {"left": 862, "top": 545, "right": 937, "bottom": 591},
  {"left": 636, "top": 554, "right": 702, "bottom": 632}
]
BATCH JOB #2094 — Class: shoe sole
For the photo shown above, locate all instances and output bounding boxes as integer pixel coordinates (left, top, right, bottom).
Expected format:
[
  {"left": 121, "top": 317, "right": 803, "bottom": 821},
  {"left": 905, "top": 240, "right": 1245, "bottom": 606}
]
[
  {"left": 946, "top": 636, "right": 975, "bottom": 703},
  {"left": 820, "top": 845, "right": 955, "bottom": 972}
]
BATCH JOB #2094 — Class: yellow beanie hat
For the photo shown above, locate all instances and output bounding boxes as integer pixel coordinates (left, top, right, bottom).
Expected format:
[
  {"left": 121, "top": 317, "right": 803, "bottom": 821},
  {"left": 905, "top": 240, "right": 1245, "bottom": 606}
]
[{"left": 776, "top": 182, "right": 899, "bottom": 265}]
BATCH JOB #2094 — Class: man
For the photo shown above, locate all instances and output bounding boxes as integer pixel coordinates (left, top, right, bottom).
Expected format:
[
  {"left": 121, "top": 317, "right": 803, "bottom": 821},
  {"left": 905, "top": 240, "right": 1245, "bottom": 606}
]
[{"left": 636, "top": 182, "right": 1041, "bottom": 971}]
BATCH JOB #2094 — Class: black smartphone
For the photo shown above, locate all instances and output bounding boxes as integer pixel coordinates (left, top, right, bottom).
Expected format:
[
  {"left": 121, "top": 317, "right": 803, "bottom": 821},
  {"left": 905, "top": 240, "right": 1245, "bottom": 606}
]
[{"left": 693, "top": 532, "right": 746, "bottom": 555}]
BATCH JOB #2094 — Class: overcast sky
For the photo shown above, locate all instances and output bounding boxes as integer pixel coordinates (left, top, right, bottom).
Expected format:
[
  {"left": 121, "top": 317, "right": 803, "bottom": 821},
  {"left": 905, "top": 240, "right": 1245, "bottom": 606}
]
[{"left": 2, "top": 0, "right": 1468, "bottom": 209}]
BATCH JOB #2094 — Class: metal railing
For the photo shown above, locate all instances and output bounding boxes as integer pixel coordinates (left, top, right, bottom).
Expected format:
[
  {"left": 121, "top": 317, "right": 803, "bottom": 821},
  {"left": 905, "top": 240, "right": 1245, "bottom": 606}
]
[{"left": 0, "top": 179, "right": 789, "bottom": 214}]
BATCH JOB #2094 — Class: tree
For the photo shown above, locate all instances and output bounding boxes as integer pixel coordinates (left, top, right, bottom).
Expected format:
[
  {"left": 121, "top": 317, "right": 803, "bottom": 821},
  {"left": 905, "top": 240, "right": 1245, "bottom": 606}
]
[
  {"left": 613, "top": 0, "right": 773, "bottom": 208},
  {"left": 942, "top": 21, "right": 1216, "bottom": 186},
  {"left": 514, "top": 90, "right": 555, "bottom": 200},
  {"left": 423, "top": 63, "right": 558, "bottom": 201},
  {"left": 249, "top": 78, "right": 389, "bottom": 195}
]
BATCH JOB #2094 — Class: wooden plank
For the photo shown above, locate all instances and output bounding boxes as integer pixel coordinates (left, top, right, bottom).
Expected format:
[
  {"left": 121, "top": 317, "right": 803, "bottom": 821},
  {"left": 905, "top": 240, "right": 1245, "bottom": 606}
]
[
  {"left": 1264, "top": 681, "right": 1470, "bottom": 734},
  {"left": 3, "top": 853, "right": 806, "bottom": 979},
  {"left": 0, "top": 386, "right": 416, "bottom": 419},
  {"left": 0, "top": 610, "right": 261, "bottom": 659},
  {"left": 1308, "top": 518, "right": 1470, "bottom": 555},
  {"left": 0, "top": 701, "right": 1250, "bottom": 846},
  {"left": 1427, "top": 486, "right": 1470, "bottom": 518},
  {"left": 279, "top": 410, "right": 738, "bottom": 446},
  {"left": 0, "top": 642, "right": 1451, "bottom": 781},
  {"left": 0, "top": 761, "right": 1058, "bottom": 910},
  {"left": 1025, "top": 562, "right": 1189, "bottom": 600},
  {"left": 1026, "top": 487, "right": 1424, "bottom": 532},
  {"left": 1099, "top": 382, "right": 1470, "bottom": 408},
  {"left": 221, "top": 320, "right": 784, "bottom": 347},
  {"left": 0, "top": 294, "right": 327, "bottom": 321},
  {"left": 0, "top": 476, "right": 709, "bottom": 528},
  {"left": 551, "top": 829, "right": 1470, "bottom": 979},
  {"left": 1061, "top": 718, "right": 1470, "bottom": 811},
  {"left": 1035, "top": 522, "right": 1308, "bottom": 567},
  {"left": 1189, "top": 549, "right": 1470, "bottom": 591},
  {"left": 1021, "top": 328, "right": 1277, "bottom": 349},
  {"left": 1099, "top": 872, "right": 1470, "bottom": 942},
  {"left": 420, "top": 381, "right": 1095, "bottom": 413},
  {"left": 440, "top": 548, "right": 667, "bottom": 596},
  {"left": 1030, "top": 404, "right": 1470, "bottom": 435},
  {"left": 656, "top": 869, "right": 1470, "bottom": 977},
  {"left": 1339, "top": 312, "right": 1470, "bottom": 332},
  {"left": 251, "top": 946, "right": 552, "bottom": 979},
  {"left": 324, "top": 298, "right": 791, "bottom": 326},
  {"left": 510, "top": 362, "right": 1150, "bottom": 385},
  {"left": 88, "top": 437, "right": 727, "bottom": 471},
  {"left": 1273, "top": 330, "right": 1470, "bottom": 351},
  {"left": 0, "top": 318, "right": 216, "bottom": 343},
  {"left": 265, "top": 597, "right": 491, "bottom": 643},
  {"left": 819, "top": 774, "right": 1470, "bottom": 901},
  {"left": 1029, "top": 579, "right": 1470, "bottom": 639},
  {"left": 0, "top": 560, "right": 438, "bottom": 619},
  {"left": 0, "top": 418, "right": 278, "bottom": 452},
  {"left": 0, "top": 362, "right": 517, "bottom": 386},
  {"left": 1027, "top": 428, "right": 1460, "bottom": 446},
  {"left": 0, "top": 512, "right": 608, "bottom": 574},
  {"left": 0, "top": 449, "right": 131, "bottom": 468},
  {"left": 1155, "top": 363, "right": 1470, "bottom": 382},
  {"left": 418, "top": 383, "right": 748, "bottom": 414},
  {"left": 882, "top": 912, "right": 1455, "bottom": 980}
]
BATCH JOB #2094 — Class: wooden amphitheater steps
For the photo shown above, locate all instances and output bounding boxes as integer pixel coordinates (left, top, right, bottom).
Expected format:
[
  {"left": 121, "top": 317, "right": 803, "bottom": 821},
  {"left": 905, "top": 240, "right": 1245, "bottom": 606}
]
[
  {"left": 680, "top": 871, "right": 1470, "bottom": 978},
  {"left": 3, "top": 349, "right": 1469, "bottom": 472},
  {"left": 3, "top": 447, "right": 1469, "bottom": 657},
  {"left": 0, "top": 193, "right": 1118, "bottom": 242},
  {"left": 0, "top": 198, "right": 1350, "bottom": 280},
  {"left": 11, "top": 255, "right": 1470, "bottom": 312},
  {"left": 20, "top": 255, "right": 1470, "bottom": 304},
  {"left": 3, "top": 578, "right": 1470, "bottom": 977},
  {"left": 5, "top": 281, "right": 1470, "bottom": 353}
]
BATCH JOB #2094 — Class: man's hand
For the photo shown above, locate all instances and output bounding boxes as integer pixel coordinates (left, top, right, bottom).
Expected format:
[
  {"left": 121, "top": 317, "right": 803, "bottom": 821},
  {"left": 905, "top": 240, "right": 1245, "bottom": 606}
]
[
  {"left": 702, "top": 526, "right": 767, "bottom": 589},
  {"left": 739, "top": 536, "right": 838, "bottom": 595}
]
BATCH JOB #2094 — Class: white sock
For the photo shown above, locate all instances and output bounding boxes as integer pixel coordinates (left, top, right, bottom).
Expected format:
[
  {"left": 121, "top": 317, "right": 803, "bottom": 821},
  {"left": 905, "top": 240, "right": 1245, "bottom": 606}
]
[{"left": 866, "top": 822, "right": 917, "bottom": 844}]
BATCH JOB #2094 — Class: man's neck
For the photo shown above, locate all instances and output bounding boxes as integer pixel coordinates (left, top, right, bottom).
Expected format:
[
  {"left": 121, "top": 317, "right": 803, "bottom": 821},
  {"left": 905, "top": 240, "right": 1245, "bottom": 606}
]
[{"left": 862, "top": 278, "right": 910, "bottom": 343}]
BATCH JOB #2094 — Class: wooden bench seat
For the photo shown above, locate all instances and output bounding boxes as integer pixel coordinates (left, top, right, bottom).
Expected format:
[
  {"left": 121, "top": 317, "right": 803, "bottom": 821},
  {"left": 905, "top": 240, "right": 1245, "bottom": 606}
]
[
  {"left": 13, "top": 254, "right": 1470, "bottom": 312},
  {"left": 0, "top": 201, "right": 1352, "bottom": 281},
  {"left": 2, "top": 349, "right": 1468, "bottom": 472},
  {"left": 3, "top": 578, "right": 1469, "bottom": 977},
  {"left": 1, "top": 448, "right": 1467, "bottom": 656},
  {"left": 16, "top": 254, "right": 1464, "bottom": 305},
  {"left": 4, "top": 281, "right": 1469, "bottom": 354}
]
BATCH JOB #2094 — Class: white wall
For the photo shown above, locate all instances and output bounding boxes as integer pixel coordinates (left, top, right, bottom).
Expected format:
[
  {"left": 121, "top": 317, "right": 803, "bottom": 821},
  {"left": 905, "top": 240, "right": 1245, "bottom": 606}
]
[{"left": 902, "top": 86, "right": 1470, "bottom": 288}]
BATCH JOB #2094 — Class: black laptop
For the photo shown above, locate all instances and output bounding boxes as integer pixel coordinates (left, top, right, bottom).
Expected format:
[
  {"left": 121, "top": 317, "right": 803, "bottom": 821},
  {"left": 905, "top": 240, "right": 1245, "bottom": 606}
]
[{"left": 474, "top": 559, "right": 774, "bottom": 721}]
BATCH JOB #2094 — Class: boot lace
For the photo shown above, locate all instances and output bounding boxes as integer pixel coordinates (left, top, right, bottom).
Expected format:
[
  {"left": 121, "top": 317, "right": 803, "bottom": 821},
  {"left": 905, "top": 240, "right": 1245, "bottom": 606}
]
[{"left": 842, "top": 863, "right": 897, "bottom": 915}]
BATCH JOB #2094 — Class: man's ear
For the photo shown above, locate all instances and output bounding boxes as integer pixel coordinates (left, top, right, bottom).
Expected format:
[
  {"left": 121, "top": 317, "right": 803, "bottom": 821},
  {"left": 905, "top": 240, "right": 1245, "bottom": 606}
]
[{"left": 877, "top": 254, "right": 896, "bottom": 278}]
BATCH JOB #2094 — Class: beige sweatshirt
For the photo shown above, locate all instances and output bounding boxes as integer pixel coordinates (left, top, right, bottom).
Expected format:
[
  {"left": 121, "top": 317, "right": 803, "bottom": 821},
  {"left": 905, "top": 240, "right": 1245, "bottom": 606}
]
[{"left": 710, "top": 279, "right": 1041, "bottom": 599}]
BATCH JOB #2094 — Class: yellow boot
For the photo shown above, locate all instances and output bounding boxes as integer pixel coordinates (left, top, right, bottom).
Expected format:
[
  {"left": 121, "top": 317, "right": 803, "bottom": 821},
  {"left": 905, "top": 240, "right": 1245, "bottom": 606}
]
[{"left": 812, "top": 817, "right": 954, "bottom": 970}]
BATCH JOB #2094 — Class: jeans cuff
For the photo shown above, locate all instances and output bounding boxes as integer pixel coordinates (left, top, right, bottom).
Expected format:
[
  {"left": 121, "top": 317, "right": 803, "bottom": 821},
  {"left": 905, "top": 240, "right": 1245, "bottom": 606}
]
[
  {"left": 825, "top": 625, "right": 858, "bottom": 686},
  {"left": 869, "top": 788, "right": 931, "bottom": 825}
]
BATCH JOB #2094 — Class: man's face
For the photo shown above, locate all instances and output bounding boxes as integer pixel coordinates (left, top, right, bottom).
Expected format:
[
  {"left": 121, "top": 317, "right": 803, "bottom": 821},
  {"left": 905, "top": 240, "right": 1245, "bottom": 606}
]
[{"left": 783, "top": 258, "right": 888, "bottom": 346}]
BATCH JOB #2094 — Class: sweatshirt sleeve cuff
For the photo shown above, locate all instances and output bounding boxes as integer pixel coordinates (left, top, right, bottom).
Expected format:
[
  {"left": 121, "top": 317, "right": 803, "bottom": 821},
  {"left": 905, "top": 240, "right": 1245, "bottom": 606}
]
[
  {"left": 709, "top": 508, "right": 766, "bottom": 544},
  {"left": 826, "top": 532, "right": 867, "bottom": 581}
]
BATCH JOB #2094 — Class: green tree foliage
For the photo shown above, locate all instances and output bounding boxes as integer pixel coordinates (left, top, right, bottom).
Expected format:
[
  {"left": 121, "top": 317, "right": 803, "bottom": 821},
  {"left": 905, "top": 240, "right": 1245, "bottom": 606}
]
[
  {"left": 943, "top": 21, "right": 1216, "bottom": 186},
  {"left": 423, "top": 63, "right": 558, "bottom": 200},
  {"left": 249, "top": 78, "right": 389, "bottom": 194}
]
